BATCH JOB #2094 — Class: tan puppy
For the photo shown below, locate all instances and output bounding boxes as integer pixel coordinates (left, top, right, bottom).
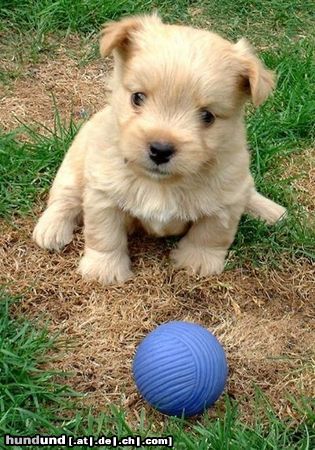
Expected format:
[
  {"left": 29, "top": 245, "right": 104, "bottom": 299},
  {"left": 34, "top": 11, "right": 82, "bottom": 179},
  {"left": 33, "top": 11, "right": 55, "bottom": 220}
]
[{"left": 33, "top": 15, "right": 286, "bottom": 284}]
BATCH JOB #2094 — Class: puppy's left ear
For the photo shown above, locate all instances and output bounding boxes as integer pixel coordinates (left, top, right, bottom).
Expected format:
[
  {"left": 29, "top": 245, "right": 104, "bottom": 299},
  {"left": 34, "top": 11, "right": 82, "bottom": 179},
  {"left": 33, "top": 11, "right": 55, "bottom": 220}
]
[{"left": 234, "top": 38, "right": 275, "bottom": 107}]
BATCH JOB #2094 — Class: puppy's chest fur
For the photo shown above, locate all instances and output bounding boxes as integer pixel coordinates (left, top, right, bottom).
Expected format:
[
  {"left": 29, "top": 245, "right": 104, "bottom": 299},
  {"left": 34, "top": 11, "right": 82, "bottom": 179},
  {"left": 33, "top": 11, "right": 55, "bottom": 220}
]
[
  {"left": 114, "top": 179, "right": 220, "bottom": 237},
  {"left": 89, "top": 160, "right": 249, "bottom": 237},
  {"left": 118, "top": 179, "right": 219, "bottom": 221}
]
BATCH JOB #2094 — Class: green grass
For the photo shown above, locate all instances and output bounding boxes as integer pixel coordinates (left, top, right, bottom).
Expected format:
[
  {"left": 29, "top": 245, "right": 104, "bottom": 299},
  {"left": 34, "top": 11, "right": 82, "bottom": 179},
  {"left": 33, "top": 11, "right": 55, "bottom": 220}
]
[
  {"left": 0, "top": 0, "right": 192, "bottom": 35},
  {"left": 1, "top": 0, "right": 313, "bottom": 36},
  {"left": 0, "top": 113, "right": 78, "bottom": 217},
  {"left": 0, "top": 291, "right": 72, "bottom": 437},
  {"left": 0, "top": 291, "right": 314, "bottom": 450},
  {"left": 0, "top": 0, "right": 192, "bottom": 71}
]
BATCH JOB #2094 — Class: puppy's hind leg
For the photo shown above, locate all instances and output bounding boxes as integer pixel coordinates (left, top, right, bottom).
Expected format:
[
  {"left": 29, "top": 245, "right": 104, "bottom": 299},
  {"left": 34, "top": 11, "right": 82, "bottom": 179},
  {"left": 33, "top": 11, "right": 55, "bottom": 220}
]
[
  {"left": 33, "top": 154, "right": 83, "bottom": 251},
  {"left": 246, "top": 190, "right": 286, "bottom": 225}
]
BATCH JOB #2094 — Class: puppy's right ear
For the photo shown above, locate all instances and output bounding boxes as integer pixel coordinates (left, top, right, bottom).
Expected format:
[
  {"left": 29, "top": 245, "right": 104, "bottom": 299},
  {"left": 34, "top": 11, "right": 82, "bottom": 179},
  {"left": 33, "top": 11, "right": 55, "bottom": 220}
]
[
  {"left": 100, "top": 14, "right": 162, "bottom": 59},
  {"left": 99, "top": 16, "right": 146, "bottom": 59},
  {"left": 100, "top": 17, "right": 142, "bottom": 58}
]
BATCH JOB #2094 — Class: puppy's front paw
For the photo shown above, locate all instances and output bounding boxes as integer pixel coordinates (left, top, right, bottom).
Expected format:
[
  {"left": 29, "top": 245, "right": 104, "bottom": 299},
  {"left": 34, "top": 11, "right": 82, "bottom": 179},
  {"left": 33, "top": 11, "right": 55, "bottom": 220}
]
[
  {"left": 78, "top": 248, "right": 133, "bottom": 285},
  {"left": 33, "top": 210, "right": 74, "bottom": 251},
  {"left": 170, "top": 240, "right": 226, "bottom": 276}
]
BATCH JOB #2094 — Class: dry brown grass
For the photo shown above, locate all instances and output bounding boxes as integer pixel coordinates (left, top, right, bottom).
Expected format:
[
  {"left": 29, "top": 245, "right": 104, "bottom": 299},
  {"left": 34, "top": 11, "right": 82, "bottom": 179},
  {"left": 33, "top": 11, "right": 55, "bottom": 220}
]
[
  {"left": 0, "top": 35, "right": 110, "bottom": 130},
  {"left": 282, "top": 149, "right": 315, "bottom": 212},
  {"left": 1, "top": 217, "right": 314, "bottom": 421}
]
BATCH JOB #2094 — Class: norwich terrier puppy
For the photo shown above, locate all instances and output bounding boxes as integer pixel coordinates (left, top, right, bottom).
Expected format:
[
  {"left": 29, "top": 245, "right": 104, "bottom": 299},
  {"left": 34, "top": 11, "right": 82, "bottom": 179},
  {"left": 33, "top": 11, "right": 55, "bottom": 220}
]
[{"left": 33, "top": 15, "right": 286, "bottom": 284}]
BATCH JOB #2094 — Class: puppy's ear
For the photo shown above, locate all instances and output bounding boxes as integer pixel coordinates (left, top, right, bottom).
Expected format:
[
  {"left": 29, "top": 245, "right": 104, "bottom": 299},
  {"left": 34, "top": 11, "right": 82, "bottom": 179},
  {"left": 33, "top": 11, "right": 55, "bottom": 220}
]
[
  {"left": 100, "top": 14, "right": 161, "bottom": 59},
  {"left": 234, "top": 38, "right": 275, "bottom": 107},
  {"left": 99, "top": 16, "right": 142, "bottom": 59}
]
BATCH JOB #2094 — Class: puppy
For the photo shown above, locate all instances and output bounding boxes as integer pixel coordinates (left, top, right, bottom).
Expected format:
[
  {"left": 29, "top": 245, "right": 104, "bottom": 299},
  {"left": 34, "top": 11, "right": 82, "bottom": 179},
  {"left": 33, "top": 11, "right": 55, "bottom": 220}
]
[{"left": 33, "top": 15, "right": 286, "bottom": 284}]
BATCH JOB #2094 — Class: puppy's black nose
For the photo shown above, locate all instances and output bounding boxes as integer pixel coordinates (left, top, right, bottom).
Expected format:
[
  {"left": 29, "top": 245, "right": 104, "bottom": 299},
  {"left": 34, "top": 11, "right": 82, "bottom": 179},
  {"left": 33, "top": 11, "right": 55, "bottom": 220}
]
[{"left": 149, "top": 141, "right": 175, "bottom": 165}]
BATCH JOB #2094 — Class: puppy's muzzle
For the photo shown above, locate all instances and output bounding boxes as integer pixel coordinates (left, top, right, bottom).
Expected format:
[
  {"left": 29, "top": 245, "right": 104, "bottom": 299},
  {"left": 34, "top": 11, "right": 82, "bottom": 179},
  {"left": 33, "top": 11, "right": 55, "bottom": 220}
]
[{"left": 149, "top": 141, "right": 175, "bottom": 165}]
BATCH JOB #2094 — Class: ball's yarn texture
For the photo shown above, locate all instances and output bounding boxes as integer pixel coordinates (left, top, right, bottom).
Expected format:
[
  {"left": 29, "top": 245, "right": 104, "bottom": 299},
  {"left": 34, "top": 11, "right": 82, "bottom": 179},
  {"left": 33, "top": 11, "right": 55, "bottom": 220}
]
[{"left": 133, "top": 321, "right": 228, "bottom": 417}]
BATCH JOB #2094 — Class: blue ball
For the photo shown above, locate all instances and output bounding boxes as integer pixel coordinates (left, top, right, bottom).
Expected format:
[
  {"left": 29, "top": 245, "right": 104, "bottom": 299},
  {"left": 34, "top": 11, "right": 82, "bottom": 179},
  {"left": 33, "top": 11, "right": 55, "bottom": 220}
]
[{"left": 132, "top": 321, "right": 228, "bottom": 417}]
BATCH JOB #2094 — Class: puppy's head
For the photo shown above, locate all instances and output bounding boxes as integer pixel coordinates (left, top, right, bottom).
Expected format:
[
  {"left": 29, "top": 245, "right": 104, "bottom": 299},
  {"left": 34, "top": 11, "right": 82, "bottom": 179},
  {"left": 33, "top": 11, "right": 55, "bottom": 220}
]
[{"left": 100, "top": 15, "right": 274, "bottom": 180}]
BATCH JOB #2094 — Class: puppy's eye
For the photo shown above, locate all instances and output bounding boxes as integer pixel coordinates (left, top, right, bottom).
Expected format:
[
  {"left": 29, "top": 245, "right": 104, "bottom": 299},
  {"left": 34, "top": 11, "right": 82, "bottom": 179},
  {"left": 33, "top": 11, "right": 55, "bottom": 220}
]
[
  {"left": 131, "top": 92, "right": 146, "bottom": 107},
  {"left": 200, "top": 109, "right": 215, "bottom": 126}
]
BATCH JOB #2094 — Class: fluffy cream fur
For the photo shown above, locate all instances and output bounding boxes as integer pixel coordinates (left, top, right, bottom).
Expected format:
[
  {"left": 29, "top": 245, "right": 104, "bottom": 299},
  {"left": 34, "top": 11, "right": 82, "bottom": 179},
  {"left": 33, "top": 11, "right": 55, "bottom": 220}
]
[{"left": 33, "top": 15, "right": 286, "bottom": 284}]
